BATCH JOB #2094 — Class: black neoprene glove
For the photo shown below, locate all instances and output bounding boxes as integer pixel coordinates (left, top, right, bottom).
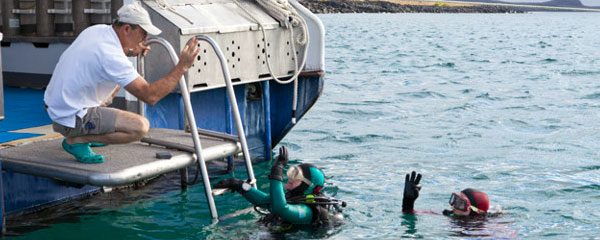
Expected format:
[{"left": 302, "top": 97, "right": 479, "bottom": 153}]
[
  {"left": 214, "top": 178, "right": 244, "bottom": 193},
  {"left": 402, "top": 171, "right": 422, "bottom": 213},
  {"left": 268, "top": 146, "right": 289, "bottom": 181}
]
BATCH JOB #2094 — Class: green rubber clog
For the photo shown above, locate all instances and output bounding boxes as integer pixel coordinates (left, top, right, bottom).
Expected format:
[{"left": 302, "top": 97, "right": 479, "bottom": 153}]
[
  {"left": 62, "top": 139, "right": 105, "bottom": 164},
  {"left": 89, "top": 143, "right": 107, "bottom": 147}
]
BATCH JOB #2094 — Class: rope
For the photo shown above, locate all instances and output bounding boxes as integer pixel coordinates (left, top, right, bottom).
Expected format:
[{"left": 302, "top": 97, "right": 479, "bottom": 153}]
[
  {"left": 256, "top": 0, "right": 308, "bottom": 44},
  {"left": 152, "top": 0, "right": 195, "bottom": 24},
  {"left": 231, "top": 0, "right": 310, "bottom": 123}
]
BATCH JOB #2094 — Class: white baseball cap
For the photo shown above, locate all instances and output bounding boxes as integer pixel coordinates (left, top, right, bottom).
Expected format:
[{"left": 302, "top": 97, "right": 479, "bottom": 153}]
[{"left": 117, "top": 3, "right": 162, "bottom": 36}]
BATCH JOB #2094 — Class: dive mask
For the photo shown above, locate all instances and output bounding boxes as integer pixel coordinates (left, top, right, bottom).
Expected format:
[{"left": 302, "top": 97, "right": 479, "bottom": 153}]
[
  {"left": 286, "top": 165, "right": 312, "bottom": 186},
  {"left": 449, "top": 192, "right": 485, "bottom": 214},
  {"left": 449, "top": 192, "right": 470, "bottom": 211}
]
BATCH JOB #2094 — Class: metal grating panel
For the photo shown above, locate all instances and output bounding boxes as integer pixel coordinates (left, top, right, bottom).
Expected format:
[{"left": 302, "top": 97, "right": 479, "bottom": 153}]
[
  {"left": 144, "top": 0, "right": 279, "bottom": 34},
  {"left": 142, "top": 0, "right": 306, "bottom": 92},
  {"left": 184, "top": 28, "right": 305, "bottom": 92}
]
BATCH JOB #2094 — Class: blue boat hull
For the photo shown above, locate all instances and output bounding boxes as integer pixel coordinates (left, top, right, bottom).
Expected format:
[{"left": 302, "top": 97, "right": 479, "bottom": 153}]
[{"left": 146, "top": 76, "right": 324, "bottom": 160}]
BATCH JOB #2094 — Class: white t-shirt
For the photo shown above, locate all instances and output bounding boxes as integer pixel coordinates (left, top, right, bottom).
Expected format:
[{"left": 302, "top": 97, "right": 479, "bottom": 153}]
[{"left": 44, "top": 24, "right": 139, "bottom": 128}]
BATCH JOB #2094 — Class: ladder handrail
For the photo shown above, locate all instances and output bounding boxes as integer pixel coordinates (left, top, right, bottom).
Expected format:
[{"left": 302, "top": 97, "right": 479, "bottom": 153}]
[
  {"left": 138, "top": 36, "right": 258, "bottom": 221},
  {"left": 139, "top": 37, "right": 218, "bottom": 220},
  {"left": 188, "top": 35, "right": 257, "bottom": 189}
]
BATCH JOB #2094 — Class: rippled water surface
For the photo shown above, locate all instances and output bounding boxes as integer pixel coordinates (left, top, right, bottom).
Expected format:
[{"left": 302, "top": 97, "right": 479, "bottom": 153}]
[{"left": 15, "top": 12, "right": 600, "bottom": 239}]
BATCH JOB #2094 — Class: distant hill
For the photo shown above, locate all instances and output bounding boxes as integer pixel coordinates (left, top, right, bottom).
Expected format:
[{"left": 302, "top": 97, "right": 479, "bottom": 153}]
[
  {"left": 539, "top": 0, "right": 583, "bottom": 7},
  {"left": 458, "top": 0, "right": 600, "bottom": 9}
]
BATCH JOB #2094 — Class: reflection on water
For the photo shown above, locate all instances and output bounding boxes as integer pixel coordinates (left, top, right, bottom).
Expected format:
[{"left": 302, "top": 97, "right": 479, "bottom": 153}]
[
  {"left": 447, "top": 214, "right": 518, "bottom": 239},
  {"left": 401, "top": 213, "right": 420, "bottom": 237},
  {"left": 448, "top": 216, "right": 493, "bottom": 238}
]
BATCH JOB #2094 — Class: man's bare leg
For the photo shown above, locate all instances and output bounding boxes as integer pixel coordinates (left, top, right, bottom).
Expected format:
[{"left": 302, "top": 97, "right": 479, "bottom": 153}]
[{"left": 66, "top": 110, "right": 150, "bottom": 145}]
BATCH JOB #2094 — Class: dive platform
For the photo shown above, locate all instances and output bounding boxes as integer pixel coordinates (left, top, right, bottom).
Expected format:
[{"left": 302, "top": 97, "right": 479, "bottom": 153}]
[
  {"left": 0, "top": 127, "right": 241, "bottom": 187},
  {"left": 1, "top": 34, "right": 260, "bottom": 220}
]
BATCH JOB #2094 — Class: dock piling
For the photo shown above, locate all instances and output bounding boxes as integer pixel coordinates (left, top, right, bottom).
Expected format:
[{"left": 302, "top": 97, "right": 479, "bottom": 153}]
[
  {"left": 180, "top": 168, "right": 189, "bottom": 190},
  {"left": 72, "top": 0, "right": 90, "bottom": 36},
  {"left": 110, "top": 0, "right": 123, "bottom": 21},
  {"left": 2, "top": 0, "right": 19, "bottom": 36},
  {"left": 36, "top": 0, "right": 55, "bottom": 37}
]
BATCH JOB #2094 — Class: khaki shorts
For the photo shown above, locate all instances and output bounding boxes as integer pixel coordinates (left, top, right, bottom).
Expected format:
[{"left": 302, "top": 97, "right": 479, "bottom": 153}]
[{"left": 53, "top": 107, "right": 119, "bottom": 138}]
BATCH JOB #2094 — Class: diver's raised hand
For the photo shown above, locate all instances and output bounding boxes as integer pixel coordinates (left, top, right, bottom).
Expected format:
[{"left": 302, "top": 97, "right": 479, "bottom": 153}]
[
  {"left": 402, "top": 171, "right": 422, "bottom": 213},
  {"left": 275, "top": 146, "right": 289, "bottom": 166},
  {"left": 269, "top": 146, "right": 289, "bottom": 181},
  {"left": 214, "top": 178, "right": 244, "bottom": 193}
]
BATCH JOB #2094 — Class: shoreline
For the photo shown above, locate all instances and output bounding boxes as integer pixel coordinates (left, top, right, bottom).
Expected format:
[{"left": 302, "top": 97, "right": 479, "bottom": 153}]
[{"left": 298, "top": 0, "right": 523, "bottom": 14}]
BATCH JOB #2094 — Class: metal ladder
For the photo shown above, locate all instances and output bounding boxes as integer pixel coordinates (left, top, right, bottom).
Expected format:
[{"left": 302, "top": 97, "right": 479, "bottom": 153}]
[{"left": 136, "top": 36, "right": 257, "bottom": 221}]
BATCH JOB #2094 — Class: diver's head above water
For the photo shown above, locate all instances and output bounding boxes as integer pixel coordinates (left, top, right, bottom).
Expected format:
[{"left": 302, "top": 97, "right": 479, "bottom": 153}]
[
  {"left": 402, "top": 170, "right": 491, "bottom": 217},
  {"left": 447, "top": 188, "right": 489, "bottom": 216},
  {"left": 214, "top": 146, "right": 344, "bottom": 227},
  {"left": 285, "top": 163, "right": 326, "bottom": 196}
]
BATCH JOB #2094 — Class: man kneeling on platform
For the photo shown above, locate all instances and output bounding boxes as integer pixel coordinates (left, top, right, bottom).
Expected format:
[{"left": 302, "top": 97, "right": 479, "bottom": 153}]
[
  {"left": 215, "top": 147, "right": 345, "bottom": 228},
  {"left": 43, "top": 3, "right": 200, "bottom": 164}
]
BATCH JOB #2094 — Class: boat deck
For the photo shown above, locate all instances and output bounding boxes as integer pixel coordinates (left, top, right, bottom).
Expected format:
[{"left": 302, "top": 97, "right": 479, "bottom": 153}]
[{"left": 0, "top": 127, "right": 241, "bottom": 187}]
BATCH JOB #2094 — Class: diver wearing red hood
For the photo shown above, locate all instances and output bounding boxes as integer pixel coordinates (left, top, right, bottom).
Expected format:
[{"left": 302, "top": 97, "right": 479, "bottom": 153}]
[{"left": 402, "top": 171, "right": 490, "bottom": 217}]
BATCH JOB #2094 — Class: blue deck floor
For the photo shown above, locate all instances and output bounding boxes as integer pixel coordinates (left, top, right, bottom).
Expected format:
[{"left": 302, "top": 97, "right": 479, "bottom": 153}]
[{"left": 0, "top": 87, "right": 50, "bottom": 143}]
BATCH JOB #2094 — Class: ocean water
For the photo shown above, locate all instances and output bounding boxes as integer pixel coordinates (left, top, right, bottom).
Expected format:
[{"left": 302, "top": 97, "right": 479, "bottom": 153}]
[{"left": 13, "top": 12, "right": 600, "bottom": 239}]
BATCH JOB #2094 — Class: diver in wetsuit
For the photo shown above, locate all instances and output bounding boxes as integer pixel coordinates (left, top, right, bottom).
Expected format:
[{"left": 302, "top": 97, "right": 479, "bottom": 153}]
[
  {"left": 214, "top": 146, "right": 345, "bottom": 227},
  {"left": 402, "top": 171, "right": 490, "bottom": 217}
]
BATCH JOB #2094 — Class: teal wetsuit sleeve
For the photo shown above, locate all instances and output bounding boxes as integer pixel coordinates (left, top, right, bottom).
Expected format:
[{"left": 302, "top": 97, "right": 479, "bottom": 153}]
[
  {"left": 269, "top": 179, "right": 313, "bottom": 224},
  {"left": 242, "top": 187, "right": 270, "bottom": 206}
]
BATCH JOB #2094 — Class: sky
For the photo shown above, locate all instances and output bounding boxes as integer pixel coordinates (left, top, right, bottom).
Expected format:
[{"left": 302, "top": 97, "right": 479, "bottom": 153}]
[{"left": 498, "top": 0, "right": 600, "bottom": 6}]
